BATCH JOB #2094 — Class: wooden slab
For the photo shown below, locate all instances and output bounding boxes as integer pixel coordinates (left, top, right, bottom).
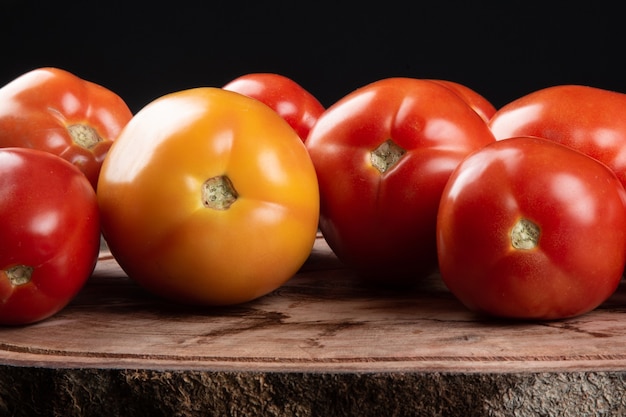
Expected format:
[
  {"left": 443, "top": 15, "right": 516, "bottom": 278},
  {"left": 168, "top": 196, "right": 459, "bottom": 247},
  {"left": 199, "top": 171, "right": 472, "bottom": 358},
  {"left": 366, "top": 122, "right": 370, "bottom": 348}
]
[
  {"left": 4, "top": 235, "right": 626, "bottom": 416},
  {"left": 2, "top": 234, "right": 626, "bottom": 374}
]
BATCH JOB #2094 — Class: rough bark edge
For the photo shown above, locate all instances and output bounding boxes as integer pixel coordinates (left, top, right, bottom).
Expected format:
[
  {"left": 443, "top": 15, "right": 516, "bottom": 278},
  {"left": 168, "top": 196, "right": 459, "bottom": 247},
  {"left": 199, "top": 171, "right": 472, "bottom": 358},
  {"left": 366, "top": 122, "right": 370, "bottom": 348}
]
[{"left": 1, "top": 366, "right": 626, "bottom": 416}]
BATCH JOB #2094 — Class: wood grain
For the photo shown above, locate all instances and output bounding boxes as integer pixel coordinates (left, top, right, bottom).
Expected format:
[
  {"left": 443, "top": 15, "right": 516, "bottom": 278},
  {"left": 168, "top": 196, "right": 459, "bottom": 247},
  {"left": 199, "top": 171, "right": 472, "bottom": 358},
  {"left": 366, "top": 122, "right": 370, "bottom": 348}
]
[{"left": 2, "top": 235, "right": 626, "bottom": 374}]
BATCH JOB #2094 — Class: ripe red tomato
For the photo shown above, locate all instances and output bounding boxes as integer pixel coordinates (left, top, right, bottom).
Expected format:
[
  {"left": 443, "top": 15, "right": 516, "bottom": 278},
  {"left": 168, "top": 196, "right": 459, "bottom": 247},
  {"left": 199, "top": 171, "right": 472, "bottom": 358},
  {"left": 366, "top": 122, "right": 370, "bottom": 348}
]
[
  {"left": 437, "top": 136, "right": 626, "bottom": 320},
  {"left": 223, "top": 73, "right": 325, "bottom": 141},
  {"left": 0, "top": 148, "right": 101, "bottom": 325},
  {"left": 0, "top": 67, "right": 133, "bottom": 189},
  {"left": 488, "top": 85, "right": 626, "bottom": 187},
  {"left": 305, "top": 77, "right": 496, "bottom": 285},
  {"left": 428, "top": 79, "right": 496, "bottom": 122},
  {"left": 98, "top": 87, "right": 320, "bottom": 306}
]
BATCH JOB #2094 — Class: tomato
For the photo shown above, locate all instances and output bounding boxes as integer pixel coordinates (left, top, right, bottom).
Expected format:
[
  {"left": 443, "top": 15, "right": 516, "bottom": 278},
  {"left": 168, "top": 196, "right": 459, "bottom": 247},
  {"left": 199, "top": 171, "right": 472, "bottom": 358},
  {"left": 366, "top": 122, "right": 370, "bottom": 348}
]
[
  {"left": 0, "top": 67, "right": 133, "bottom": 189},
  {"left": 488, "top": 85, "right": 626, "bottom": 187},
  {"left": 305, "top": 77, "right": 496, "bottom": 285},
  {"left": 97, "top": 87, "right": 320, "bottom": 306},
  {"left": 223, "top": 73, "right": 325, "bottom": 141},
  {"left": 0, "top": 148, "right": 100, "bottom": 325},
  {"left": 428, "top": 79, "right": 496, "bottom": 122},
  {"left": 437, "top": 136, "right": 626, "bottom": 320}
]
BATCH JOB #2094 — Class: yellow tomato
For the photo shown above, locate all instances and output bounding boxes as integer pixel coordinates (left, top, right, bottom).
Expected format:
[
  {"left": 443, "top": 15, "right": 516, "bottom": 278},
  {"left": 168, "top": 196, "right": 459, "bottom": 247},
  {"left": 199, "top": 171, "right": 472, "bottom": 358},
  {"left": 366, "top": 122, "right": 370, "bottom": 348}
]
[{"left": 97, "top": 88, "right": 320, "bottom": 305}]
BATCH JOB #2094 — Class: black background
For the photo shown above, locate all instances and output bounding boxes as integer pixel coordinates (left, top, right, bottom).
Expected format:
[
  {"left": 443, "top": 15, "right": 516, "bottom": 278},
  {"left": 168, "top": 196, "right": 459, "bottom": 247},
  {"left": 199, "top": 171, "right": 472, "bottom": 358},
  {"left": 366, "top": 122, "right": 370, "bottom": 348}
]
[{"left": 2, "top": 1, "right": 625, "bottom": 114}]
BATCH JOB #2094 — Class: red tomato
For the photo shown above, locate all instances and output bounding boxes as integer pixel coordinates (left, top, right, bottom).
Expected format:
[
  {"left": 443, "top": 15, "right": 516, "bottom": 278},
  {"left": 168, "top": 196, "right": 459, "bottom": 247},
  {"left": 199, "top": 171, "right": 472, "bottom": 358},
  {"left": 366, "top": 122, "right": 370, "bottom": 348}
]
[
  {"left": 428, "top": 79, "right": 496, "bottom": 122},
  {"left": 488, "top": 85, "right": 626, "bottom": 187},
  {"left": 437, "top": 137, "right": 626, "bottom": 320},
  {"left": 0, "top": 148, "right": 101, "bottom": 325},
  {"left": 223, "top": 73, "right": 325, "bottom": 141},
  {"left": 305, "top": 77, "right": 496, "bottom": 285},
  {"left": 98, "top": 87, "right": 320, "bottom": 306},
  {"left": 0, "top": 67, "right": 133, "bottom": 189}
]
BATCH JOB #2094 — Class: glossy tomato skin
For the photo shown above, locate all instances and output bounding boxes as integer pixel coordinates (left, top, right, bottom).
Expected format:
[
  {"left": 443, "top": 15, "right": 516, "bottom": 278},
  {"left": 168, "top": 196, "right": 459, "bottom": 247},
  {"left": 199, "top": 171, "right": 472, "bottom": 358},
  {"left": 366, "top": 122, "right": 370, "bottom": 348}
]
[
  {"left": 98, "top": 87, "right": 320, "bottom": 306},
  {"left": 488, "top": 85, "right": 626, "bottom": 187},
  {"left": 0, "top": 67, "right": 133, "bottom": 189},
  {"left": 0, "top": 148, "right": 100, "bottom": 325},
  {"left": 223, "top": 73, "right": 325, "bottom": 141},
  {"left": 437, "top": 137, "right": 626, "bottom": 320},
  {"left": 428, "top": 79, "right": 496, "bottom": 122},
  {"left": 306, "top": 77, "right": 496, "bottom": 285}
]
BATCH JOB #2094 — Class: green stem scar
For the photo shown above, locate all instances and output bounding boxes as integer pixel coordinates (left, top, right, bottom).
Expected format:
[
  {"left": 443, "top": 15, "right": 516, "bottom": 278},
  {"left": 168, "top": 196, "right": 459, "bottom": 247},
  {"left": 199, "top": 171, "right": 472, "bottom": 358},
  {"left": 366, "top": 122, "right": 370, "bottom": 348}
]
[
  {"left": 202, "top": 175, "right": 238, "bottom": 210},
  {"left": 5, "top": 265, "right": 34, "bottom": 286},
  {"left": 67, "top": 124, "right": 103, "bottom": 150},
  {"left": 370, "top": 139, "right": 406, "bottom": 174},
  {"left": 511, "top": 218, "right": 540, "bottom": 250}
]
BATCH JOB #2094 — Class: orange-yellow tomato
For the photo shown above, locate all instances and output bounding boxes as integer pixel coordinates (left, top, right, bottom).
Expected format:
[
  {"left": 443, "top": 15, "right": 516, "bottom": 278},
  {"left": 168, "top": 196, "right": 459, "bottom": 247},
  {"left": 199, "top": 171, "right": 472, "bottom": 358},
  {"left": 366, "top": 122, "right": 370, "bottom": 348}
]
[{"left": 97, "top": 87, "right": 320, "bottom": 306}]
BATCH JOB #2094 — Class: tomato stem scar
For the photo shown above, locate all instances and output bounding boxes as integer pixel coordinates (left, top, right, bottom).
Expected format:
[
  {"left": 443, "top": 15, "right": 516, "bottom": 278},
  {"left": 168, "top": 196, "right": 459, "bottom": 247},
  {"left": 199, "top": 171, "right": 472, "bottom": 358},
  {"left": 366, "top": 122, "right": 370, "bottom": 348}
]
[
  {"left": 202, "top": 175, "right": 238, "bottom": 210},
  {"left": 370, "top": 139, "right": 406, "bottom": 174},
  {"left": 5, "top": 265, "right": 34, "bottom": 286},
  {"left": 510, "top": 218, "right": 540, "bottom": 250},
  {"left": 67, "top": 124, "right": 103, "bottom": 150}
]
